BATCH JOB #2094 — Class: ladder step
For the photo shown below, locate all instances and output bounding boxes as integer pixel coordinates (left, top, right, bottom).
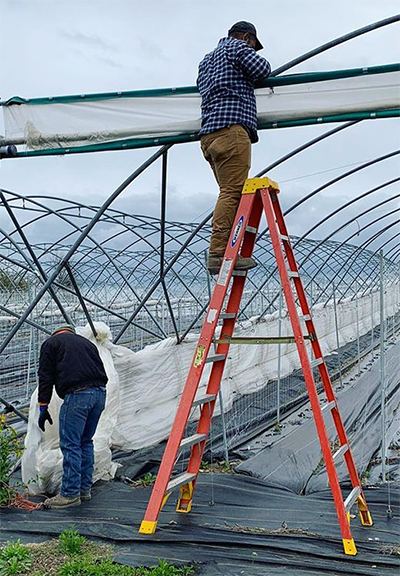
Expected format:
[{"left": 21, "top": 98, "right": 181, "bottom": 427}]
[
  {"left": 246, "top": 225, "right": 257, "bottom": 234},
  {"left": 205, "top": 353, "right": 226, "bottom": 364},
  {"left": 344, "top": 486, "right": 361, "bottom": 512},
  {"left": 310, "top": 357, "right": 324, "bottom": 368},
  {"left": 192, "top": 393, "right": 216, "bottom": 407},
  {"left": 332, "top": 443, "right": 349, "bottom": 463},
  {"left": 280, "top": 234, "right": 289, "bottom": 241},
  {"left": 321, "top": 400, "right": 336, "bottom": 414},
  {"left": 180, "top": 433, "right": 206, "bottom": 449},
  {"left": 217, "top": 335, "right": 308, "bottom": 345},
  {"left": 232, "top": 270, "right": 246, "bottom": 277},
  {"left": 167, "top": 472, "right": 196, "bottom": 493},
  {"left": 220, "top": 312, "right": 236, "bottom": 319},
  {"left": 288, "top": 271, "right": 300, "bottom": 278}
]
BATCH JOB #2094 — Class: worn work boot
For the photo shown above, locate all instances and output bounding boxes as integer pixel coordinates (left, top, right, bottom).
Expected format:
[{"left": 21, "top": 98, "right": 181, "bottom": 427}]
[
  {"left": 43, "top": 494, "right": 81, "bottom": 509},
  {"left": 80, "top": 492, "right": 91, "bottom": 502},
  {"left": 234, "top": 255, "right": 257, "bottom": 271},
  {"left": 207, "top": 254, "right": 224, "bottom": 275},
  {"left": 207, "top": 254, "right": 258, "bottom": 275}
]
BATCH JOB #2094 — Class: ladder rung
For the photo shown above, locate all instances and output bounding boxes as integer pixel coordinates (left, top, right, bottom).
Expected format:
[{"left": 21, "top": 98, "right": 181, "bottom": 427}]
[
  {"left": 321, "top": 400, "right": 336, "bottom": 414},
  {"left": 167, "top": 472, "right": 196, "bottom": 493},
  {"left": 344, "top": 486, "right": 361, "bottom": 512},
  {"left": 280, "top": 234, "right": 289, "bottom": 241},
  {"left": 288, "top": 271, "right": 300, "bottom": 278},
  {"left": 232, "top": 270, "right": 246, "bottom": 277},
  {"left": 220, "top": 312, "right": 236, "bottom": 319},
  {"left": 246, "top": 225, "right": 257, "bottom": 234},
  {"left": 217, "top": 336, "right": 308, "bottom": 345},
  {"left": 205, "top": 353, "right": 226, "bottom": 364},
  {"left": 332, "top": 443, "right": 349, "bottom": 463},
  {"left": 310, "top": 357, "right": 324, "bottom": 368},
  {"left": 192, "top": 393, "right": 216, "bottom": 407},
  {"left": 180, "top": 433, "right": 206, "bottom": 449}
]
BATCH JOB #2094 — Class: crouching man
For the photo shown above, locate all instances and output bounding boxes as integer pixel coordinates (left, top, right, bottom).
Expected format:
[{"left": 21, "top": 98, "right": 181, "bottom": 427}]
[{"left": 38, "top": 324, "right": 108, "bottom": 509}]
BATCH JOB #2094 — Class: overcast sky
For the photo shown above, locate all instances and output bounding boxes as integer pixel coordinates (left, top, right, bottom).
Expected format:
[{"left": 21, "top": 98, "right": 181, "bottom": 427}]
[{"left": 0, "top": 0, "right": 399, "bottom": 256}]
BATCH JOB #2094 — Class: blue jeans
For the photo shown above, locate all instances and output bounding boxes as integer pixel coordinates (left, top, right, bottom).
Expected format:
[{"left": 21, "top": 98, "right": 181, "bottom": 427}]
[{"left": 59, "top": 386, "right": 106, "bottom": 497}]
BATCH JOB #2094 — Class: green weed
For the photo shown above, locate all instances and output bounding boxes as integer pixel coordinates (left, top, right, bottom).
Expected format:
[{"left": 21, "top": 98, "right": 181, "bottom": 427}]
[
  {"left": 130, "top": 472, "right": 157, "bottom": 487},
  {"left": 0, "top": 416, "right": 24, "bottom": 507},
  {"left": 58, "top": 526, "right": 86, "bottom": 555},
  {"left": 0, "top": 540, "right": 32, "bottom": 575}
]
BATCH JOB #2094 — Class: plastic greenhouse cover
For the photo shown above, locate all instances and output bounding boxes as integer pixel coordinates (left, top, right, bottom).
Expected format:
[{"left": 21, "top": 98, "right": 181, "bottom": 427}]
[{"left": 2, "top": 65, "right": 399, "bottom": 152}]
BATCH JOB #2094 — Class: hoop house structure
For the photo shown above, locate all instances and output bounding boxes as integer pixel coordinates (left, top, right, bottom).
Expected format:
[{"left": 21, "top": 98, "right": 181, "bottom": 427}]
[{"left": 0, "top": 15, "right": 399, "bottom": 570}]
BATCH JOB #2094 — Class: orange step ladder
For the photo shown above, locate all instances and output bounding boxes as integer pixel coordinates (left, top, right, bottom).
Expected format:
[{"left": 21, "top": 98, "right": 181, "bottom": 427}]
[{"left": 139, "top": 177, "right": 373, "bottom": 555}]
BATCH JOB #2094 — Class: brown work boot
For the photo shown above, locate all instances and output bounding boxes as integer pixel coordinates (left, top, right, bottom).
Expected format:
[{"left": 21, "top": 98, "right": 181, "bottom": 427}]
[
  {"left": 207, "top": 254, "right": 258, "bottom": 275},
  {"left": 207, "top": 254, "right": 223, "bottom": 275},
  {"left": 80, "top": 492, "right": 91, "bottom": 502},
  {"left": 234, "top": 255, "right": 257, "bottom": 271},
  {"left": 43, "top": 494, "right": 81, "bottom": 509}
]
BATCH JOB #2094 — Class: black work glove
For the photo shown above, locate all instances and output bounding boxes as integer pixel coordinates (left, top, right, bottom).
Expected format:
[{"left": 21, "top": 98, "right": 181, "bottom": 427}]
[{"left": 38, "top": 405, "right": 53, "bottom": 432}]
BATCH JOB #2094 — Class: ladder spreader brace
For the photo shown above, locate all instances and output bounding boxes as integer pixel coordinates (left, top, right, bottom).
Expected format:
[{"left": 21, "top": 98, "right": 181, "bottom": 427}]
[{"left": 139, "top": 177, "right": 373, "bottom": 555}]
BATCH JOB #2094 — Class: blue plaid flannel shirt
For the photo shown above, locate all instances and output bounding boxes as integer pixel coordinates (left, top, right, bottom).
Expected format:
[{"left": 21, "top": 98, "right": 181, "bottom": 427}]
[{"left": 197, "top": 37, "right": 271, "bottom": 143}]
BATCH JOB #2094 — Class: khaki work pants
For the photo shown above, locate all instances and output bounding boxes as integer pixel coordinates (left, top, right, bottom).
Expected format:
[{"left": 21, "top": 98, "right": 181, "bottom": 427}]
[{"left": 201, "top": 125, "right": 251, "bottom": 256}]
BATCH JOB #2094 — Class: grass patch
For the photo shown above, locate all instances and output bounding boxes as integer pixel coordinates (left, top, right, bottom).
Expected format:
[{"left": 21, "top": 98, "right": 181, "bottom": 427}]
[{"left": 0, "top": 528, "right": 196, "bottom": 576}]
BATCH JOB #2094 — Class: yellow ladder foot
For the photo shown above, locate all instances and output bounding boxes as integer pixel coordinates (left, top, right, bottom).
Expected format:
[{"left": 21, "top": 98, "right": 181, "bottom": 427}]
[
  {"left": 139, "top": 520, "right": 157, "bottom": 535},
  {"left": 343, "top": 538, "right": 357, "bottom": 556}
]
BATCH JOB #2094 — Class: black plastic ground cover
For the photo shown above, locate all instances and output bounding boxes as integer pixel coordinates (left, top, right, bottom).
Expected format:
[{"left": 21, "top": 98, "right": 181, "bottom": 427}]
[
  {"left": 237, "top": 341, "right": 400, "bottom": 493},
  {"left": 1, "top": 476, "right": 398, "bottom": 575}
]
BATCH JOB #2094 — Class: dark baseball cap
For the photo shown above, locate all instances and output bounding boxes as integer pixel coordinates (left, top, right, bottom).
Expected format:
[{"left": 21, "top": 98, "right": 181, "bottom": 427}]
[{"left": 228, "top": 21, "right": 263, "bottom": 51}]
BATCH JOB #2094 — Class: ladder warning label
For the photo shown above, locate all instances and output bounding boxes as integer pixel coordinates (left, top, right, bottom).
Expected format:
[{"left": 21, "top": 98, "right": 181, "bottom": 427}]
[
  {"left": 207, "top": 308, "right": 218, "bottom": 323},
  {"left": 193, "top": 345, "right": 205, "bottom": 367},
  {"left": 217, "top": 258, "right": 232, "bottom": 286}
]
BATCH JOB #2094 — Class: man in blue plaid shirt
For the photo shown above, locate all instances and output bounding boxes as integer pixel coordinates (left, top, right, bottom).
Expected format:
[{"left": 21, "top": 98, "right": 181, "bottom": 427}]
[{"left": 197, "top": 22, "right": 271, "bottom": 274}]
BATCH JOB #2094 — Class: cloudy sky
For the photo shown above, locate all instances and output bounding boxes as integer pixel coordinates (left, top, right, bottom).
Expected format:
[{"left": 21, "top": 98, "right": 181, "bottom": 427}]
[{"left": 0, "top": 0, "right": 399, "bottom": 256}]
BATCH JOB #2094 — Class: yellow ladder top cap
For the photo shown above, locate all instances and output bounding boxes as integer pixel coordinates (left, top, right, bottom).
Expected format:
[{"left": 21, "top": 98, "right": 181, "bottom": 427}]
[{"left": 242, "top": 177, "right": 280, "bottom": 195}]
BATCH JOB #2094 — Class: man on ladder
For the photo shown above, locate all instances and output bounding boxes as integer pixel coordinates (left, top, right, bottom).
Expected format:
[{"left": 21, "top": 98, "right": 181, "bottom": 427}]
[{"left": 197, "top": 21, "right": 271, "bottom": 274}]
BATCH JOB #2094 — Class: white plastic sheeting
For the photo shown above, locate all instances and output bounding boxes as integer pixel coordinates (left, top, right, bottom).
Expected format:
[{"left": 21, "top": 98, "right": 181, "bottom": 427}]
[
  {"left": 22, "top": 287, "right": 399, "bottom": 493},
  {"left": 4, "top": 71, "right": 400, "bottom": 150}
]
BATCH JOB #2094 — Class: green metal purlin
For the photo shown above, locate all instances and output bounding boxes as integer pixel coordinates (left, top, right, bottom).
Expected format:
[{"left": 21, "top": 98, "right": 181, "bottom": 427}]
[
  {"left": 1, "top": 63, "right": 399, "bottom": 106},
  {"left": 12, "top": 109, "right": 400, "bottom": 158}
]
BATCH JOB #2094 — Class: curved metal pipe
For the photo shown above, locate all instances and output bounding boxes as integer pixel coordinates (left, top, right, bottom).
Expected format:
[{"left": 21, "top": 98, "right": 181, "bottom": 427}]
[
  {"left": 240, "top": 151, "right": 399, "bottom": 316},
  {"left": 271, "top": 14, "right": 400, "bottom": 76},
  {"left": 0, "top": 145, "right": 171, "bottom": 355},
  {"left": 253, "top": 199, "right": 400, "bottom": 318}
]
